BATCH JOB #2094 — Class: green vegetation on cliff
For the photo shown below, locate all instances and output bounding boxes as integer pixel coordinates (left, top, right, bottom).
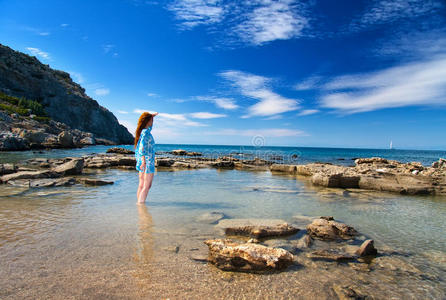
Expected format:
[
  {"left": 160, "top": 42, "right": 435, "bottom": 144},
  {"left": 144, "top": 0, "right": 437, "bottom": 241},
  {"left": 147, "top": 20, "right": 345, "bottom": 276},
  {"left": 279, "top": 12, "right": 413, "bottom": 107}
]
[{"left": 0, "top": 92, "right": 50, "bottom": 122}]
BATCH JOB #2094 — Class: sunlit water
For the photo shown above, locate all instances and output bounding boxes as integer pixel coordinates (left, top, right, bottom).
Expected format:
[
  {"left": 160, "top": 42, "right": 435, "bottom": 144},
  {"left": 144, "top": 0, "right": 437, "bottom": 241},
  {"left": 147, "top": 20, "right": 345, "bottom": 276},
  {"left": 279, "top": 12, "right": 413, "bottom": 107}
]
[{"left": 1, "top": 147, "right": 446, "bottom": 299}]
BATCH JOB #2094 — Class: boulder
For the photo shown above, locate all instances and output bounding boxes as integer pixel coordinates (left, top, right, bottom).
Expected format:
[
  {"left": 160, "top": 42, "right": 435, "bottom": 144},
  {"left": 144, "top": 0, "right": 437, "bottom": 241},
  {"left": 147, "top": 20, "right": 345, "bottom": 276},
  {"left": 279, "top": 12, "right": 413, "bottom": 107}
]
[
  {"left": 211, "top": 160, "right": 235, "bottom": 169},
  {"left": 19, "top": 129, "right": 48, "bottom": 144},
  {"left": 58, "top": 131, "right": 74, "bottom": 147},
  {"left": 106, "top": 147, "right": 134, "bottom": 155},
  {"left": 306, "top": 217, "right": 358, "bottom": 240},
  {"left": 355, "top": 157, "right": 389, "bottom": 165},
  {"left": 356, "top": 239, "right": 377, "bottom": 257},
  {"left": 432, "top": 158, "right": 446, "bottom": 169},
  {"left": 52, "top": 158, "right": 84, "bottom": 175},
  {"left": 79, "top": 136, "right": 95, "bottom": 146},
  {"left": 204, "top": 239, "right": 294, "bottom": 272},
  {"left": 0, "top": 131, "right": 28, "bottom": 150},
  {"left": 311, "top": 173, "right": 360, "bottom": 188}
]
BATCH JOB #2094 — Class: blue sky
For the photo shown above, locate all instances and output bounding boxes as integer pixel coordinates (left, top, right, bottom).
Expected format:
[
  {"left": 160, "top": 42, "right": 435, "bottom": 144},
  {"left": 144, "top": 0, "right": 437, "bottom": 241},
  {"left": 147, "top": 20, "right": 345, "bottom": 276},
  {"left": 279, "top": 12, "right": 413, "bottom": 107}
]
[{"left": 1, "top": 0, "right": 446, "bottom": 149}]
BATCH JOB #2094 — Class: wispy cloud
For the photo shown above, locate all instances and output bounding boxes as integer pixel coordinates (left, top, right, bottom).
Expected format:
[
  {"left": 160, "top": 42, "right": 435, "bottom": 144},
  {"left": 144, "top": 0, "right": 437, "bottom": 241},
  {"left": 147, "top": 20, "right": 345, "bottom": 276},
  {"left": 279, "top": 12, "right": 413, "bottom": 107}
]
[
  {"left": 167, "top": 0, "right": 310, "bottom": 46},
  {"left": 234, "top": 0, "right": 308, "bottom": 45},
  {"left": 94, "top": 88, "right": 110, "bottom": 96},
  {"left": 22, "top": 26, "right": 50, "bottom": 36},
  {"left": 349, "top": 0, "right": 444, "bottom": 32},
  {"left": 298, "top": 109, "right": 319, "bottom": 116},
  {"left": 206, "top": 128, "right": 306, "bottom": 137},
  {"left": 102, "top": 44, "right": 119, "bottom": 57},
  {"left": 294, "top": 75, "right": 321, "bottom": 91},
  {"left": 196, "top": 96, "right": 239, "bottom": 110},
  {"left": 320, "top": 56, "right": 446, "bottom": 113},
  {"left": 189, "top": 112, "right": 226, "bottom": 119},
  {"left": 26, "top": 47, "right": 50, "bottom": 60},
  {"left": 118, "top": 110, "right": 129, "bottom": 114},
  {"left": 220, "top": 70, "right": 299, "bottom": 117},
  {"left": 60, "top": 23, "right": 69, "bottom": 27},
  {"left": 133, "top": 109, "right": 207, "bottom": 127},
  {"left": 147, "top": 92, "right": 157, "bottom": 97},
  {"left": 168, "top": 0, "right": 224, "bottom": 29}
]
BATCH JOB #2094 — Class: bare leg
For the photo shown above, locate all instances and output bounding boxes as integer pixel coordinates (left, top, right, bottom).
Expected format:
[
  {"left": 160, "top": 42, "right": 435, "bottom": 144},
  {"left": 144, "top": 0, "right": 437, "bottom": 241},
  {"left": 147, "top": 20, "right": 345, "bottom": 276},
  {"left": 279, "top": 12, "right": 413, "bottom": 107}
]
[
  {"left": 137, "top": 171, "right": 144, "bottom": 200},
  {"left": 137, "top": 173, "right": 154, "bottom": 204}
]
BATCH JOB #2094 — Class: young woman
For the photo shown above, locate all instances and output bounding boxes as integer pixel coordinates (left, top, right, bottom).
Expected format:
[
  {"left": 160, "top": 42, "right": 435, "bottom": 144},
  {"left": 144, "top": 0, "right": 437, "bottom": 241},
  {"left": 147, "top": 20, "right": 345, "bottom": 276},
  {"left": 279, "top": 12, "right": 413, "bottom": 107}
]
[{"left": 134, "top": 111, "right": 158, "bottom": 204}]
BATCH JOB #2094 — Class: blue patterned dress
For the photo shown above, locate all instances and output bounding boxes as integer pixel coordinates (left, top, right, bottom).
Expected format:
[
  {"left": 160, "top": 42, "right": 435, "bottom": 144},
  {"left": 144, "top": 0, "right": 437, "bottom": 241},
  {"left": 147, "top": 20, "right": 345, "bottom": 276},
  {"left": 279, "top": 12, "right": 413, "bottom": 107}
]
[{"left": 135, "top": 127, "right": 155, "bottom": 173}]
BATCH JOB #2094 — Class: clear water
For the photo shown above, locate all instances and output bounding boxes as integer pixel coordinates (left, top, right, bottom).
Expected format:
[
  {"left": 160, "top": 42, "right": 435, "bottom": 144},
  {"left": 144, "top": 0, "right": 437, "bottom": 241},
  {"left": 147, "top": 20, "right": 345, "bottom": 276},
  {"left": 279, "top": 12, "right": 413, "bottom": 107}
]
[{"left": 1, "top": 146, "right": 446, "bottom": 299}]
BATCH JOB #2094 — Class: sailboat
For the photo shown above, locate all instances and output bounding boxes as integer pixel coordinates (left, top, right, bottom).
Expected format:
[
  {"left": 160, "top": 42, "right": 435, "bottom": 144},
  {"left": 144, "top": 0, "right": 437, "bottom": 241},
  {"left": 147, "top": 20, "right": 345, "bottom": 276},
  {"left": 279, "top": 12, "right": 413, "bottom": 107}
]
[{"left": 389, "top": 140, "right": 394, "bottom": 150}]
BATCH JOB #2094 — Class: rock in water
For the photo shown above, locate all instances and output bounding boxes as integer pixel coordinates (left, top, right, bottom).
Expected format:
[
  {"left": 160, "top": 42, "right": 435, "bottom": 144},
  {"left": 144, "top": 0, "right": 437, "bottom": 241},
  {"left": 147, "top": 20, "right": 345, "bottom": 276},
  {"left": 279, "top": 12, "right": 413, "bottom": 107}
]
[
  {"left": 196, "top": 212, "right": 226, "bottom": 224},
  {"left": 307, "top": 249, "right": 355, "bottom": 262},
  {"left": 204, "top": 239, "right": 294, "bottom": 272},
  {"left": 106, "top": 147, "right": 135, "bottom": 155},
  {"left": 332, "top": 284, "right": 367, "bottom": 300},
  {"left": 77, "top": 178, "right": 114, "bottom": 186},
  {"left": 0, "top": 44, "right": 133, "bottom": 144},
  {"left": 58, "top": 131, "right": 74, "bottom": 147},
  {"left": 356, "top": 239, "right": 377, "bottom": 257},
  {"left": 0, "top": 170, "right": 60, "bottom": 183},
  {"left": 225, "top": 223, "right": 299, "bottom": 238},
  {"left": 306, "top": 217, "right": 358, "bottom": 240},
  {"left": 52, "top": 158, "right": 84, "bottom": 175}
]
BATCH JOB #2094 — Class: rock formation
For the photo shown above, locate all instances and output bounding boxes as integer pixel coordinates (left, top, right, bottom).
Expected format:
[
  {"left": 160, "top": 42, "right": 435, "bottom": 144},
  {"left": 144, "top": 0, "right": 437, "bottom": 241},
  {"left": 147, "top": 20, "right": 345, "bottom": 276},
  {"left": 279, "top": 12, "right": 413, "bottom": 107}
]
[{"left": 0, "top": 44, "right": 133, "bottom": 147}]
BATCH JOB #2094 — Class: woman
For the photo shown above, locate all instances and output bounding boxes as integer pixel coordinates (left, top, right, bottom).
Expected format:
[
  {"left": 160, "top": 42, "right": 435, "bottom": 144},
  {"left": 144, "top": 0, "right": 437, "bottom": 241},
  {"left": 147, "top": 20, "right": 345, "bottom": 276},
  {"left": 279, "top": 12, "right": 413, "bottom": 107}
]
[{"left": 135, "top": 111, "right": 158, "bottom": 204}]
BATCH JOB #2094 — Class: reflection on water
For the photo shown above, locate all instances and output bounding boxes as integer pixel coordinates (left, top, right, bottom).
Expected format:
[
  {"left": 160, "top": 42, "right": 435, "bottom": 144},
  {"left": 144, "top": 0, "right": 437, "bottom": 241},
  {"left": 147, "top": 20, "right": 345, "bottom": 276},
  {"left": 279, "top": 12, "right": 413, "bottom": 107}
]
[{"left": 0, "top": 168, "right": 445, "bottom": 299}]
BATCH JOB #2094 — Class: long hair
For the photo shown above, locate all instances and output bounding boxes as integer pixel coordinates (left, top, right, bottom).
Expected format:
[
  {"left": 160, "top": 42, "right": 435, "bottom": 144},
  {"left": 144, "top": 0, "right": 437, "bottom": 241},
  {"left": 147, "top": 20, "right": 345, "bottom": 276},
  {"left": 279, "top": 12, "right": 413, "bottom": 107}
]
[{"left": 134, "top": 112, "right": 153, "bottom": 148}]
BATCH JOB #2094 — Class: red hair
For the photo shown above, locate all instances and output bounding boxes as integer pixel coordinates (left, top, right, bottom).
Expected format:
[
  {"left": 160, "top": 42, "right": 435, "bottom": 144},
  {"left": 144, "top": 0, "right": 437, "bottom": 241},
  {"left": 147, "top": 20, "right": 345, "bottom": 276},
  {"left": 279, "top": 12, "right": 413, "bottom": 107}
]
[{"left": 134, "top": 112, "right": 153, "bottom": 148}]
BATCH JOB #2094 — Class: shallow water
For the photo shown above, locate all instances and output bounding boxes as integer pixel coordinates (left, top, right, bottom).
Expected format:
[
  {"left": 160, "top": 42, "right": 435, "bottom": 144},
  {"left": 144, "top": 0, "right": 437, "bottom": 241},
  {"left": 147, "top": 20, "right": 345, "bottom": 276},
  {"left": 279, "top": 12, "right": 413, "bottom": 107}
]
[{"left": 1, "top": 163, "right": 446, "bottom": 299}]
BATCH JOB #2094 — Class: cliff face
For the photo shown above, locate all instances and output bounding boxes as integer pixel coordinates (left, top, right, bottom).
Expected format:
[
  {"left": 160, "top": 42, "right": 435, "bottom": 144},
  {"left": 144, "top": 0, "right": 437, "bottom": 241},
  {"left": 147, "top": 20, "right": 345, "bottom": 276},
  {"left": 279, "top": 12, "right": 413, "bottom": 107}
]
[{"left": 0, "top": 44, "right": 133, "bottom": 144}]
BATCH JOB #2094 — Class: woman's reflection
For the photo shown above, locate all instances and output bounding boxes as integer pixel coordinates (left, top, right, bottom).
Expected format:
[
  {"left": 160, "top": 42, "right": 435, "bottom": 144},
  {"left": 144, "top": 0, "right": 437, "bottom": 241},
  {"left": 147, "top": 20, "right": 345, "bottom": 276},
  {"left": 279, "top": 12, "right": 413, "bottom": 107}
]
[{"left": 134, "top": 205, "right": 154, "bottom": 269}]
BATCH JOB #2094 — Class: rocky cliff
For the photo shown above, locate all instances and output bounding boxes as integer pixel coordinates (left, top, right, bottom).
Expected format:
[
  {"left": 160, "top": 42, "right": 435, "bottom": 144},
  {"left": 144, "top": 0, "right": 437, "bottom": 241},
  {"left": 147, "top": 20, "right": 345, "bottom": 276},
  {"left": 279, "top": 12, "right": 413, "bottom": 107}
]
[{"left": 0, "top": 44, "right": 133, "bottom": 145}]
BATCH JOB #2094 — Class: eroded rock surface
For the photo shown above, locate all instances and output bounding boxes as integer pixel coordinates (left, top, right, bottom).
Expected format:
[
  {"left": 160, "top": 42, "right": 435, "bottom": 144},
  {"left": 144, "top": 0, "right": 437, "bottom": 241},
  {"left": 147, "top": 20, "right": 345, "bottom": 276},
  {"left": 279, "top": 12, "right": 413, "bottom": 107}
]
[
  {"left": 306, "top": 217, "right": 358, "bottom": 240},
  {"left": 204, "top": 238, "right": 294, "bottom": 272}
]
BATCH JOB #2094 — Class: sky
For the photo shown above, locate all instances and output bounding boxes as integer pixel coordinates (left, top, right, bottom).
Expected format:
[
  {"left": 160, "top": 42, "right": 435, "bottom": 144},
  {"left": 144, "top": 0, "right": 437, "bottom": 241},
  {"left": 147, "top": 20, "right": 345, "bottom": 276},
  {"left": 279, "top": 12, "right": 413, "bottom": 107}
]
[{"left": 0, "top": 0, "right": 446, "bottom": 149}]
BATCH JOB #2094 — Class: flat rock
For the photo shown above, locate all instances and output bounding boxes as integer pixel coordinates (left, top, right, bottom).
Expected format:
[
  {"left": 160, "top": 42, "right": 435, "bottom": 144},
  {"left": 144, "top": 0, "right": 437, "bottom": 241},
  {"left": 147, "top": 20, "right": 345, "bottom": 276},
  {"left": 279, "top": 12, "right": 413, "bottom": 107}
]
[
  {"left": 204, "top": 238, "right": 294, "bottom": 272},
  {"left": 7, "top": 177, "right": 76, "bottom": 188},
  {"left": 306, "top": 217, "right": 358, "bottom": 240},
  {"left": 0, "top": 170, "right": 61, "bottom": 183},
  {"left": 217, "top": 219, "right": 299, "bottom": 238},
  {"left": 106, "top": 147, "right": 134, "bottom": 155},
  {"left": 196, "top": 212, "right": 226, "bottom": 224},
  {"left": 0, "top": 163, "right": 17, "bottom": 175},
  {"left": 77, "top": 178, "right": 114, "bottom": 186},
  {"left": 52, "top": 158, "right": 84, "bottom": 175}
]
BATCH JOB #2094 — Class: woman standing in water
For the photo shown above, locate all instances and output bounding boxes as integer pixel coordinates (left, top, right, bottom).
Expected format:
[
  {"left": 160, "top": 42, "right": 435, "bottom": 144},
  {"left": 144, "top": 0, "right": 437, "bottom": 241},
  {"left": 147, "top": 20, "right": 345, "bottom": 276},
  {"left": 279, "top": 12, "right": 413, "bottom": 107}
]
[{"left": 135, "top": 111, "right": 158, "bottom": 204}]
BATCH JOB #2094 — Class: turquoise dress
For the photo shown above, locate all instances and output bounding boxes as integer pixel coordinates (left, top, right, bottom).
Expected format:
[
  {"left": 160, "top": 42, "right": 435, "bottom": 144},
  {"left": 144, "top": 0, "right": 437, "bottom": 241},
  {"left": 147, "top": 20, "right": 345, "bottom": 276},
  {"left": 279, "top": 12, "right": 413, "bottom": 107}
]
[{"left": 135, "top": 127, "right": 155, "bottom": 173}]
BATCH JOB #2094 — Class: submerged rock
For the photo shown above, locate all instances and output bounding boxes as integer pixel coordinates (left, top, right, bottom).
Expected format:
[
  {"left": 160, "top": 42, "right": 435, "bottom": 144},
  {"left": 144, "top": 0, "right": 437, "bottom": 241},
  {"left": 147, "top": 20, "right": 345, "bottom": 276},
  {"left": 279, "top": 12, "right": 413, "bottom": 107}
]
[
  {"left": 7, "top": 177, "right": 76, "bottom": 188},
  {"left": 204, "top": 238, "right": 294, "bottom": 272},
  {"left": 306, "top": 217, "right": 358, "bottom": 240},
  {"left": 307, "top": 249, "right": 355, "bottom": 262},
  {"left": 77, "top": 178, "right": 114, "bottom": 186},
  {"left": 332, "top": 284, "right": 367, "bottom": 300},
  {"left": 0, "top": 170, "right": 60, "bottom": 183},
  {"left": 196, "top": 212, "right": 226, "bottom": 224}
]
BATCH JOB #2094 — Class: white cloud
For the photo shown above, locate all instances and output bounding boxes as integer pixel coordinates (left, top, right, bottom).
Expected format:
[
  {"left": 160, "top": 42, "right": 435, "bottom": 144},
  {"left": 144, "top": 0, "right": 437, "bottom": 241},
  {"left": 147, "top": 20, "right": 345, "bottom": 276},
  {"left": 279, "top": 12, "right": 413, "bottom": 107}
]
[
  {"left": 234, "top": 0, "right": 308, "bottom": 45},
  {"left": 60, "top": 23, "right": 69, "bottom": 27},
  {"left": 167, "top": 0, "right": 310, "bottom": 46},
  {"left": 294, "top": 75, "right": 321, "bottom": 91},
  {"left": 206, "top": 128, "right": 306, "bottom": 137},
  {"left": 196, "top": 96, "right": 239, "bottom": 109},
  {"left": 38, "top": 32, "right": 50, "bottom": 36},
  {"left": 147, "top": 92, "right": 157, "bottom": 97},
  {"left": 103, "top": 44, "right": 115, "bottom": 53},
  {"left": 119, "top": 119, "right": 137, "bottom": 135},
  {"left": 94, "top": 88, "right": 110, "bottom": 96},
  {"left": 298, "top": 109, "right": 319, "bottom": 116},
  {"left": 220, "top": 70, "right": 299, "bottom": 117},
  {"left": 189, "top": 112, "right": 226, "bottom": 119},
  {"left": 168, "top": 0, "right": 224, "bottom": 29},
  {"left": 26, "top": 47, "right": 50, "bottom": 60},
  {"left": 118, "top": 110, "right": 129, "bottom": 114},
  {"left": 320, "top": 56, "right": 446, "bottom": 113}
]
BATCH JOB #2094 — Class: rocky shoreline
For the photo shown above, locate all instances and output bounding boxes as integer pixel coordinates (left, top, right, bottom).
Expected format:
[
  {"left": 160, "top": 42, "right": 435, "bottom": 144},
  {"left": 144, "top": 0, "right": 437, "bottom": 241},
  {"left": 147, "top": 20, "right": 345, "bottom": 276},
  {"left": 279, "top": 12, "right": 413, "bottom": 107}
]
[{"left": 1, "top": 148, "right": 445, "bottom": 196}]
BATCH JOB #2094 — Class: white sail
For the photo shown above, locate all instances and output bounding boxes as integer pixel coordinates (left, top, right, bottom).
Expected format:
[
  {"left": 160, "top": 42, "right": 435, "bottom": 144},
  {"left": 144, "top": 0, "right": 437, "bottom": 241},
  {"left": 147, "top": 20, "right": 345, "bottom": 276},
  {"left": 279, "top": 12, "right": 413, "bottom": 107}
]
[{"left": 390, "top": 140, "right": 393, "bottom": 150}]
